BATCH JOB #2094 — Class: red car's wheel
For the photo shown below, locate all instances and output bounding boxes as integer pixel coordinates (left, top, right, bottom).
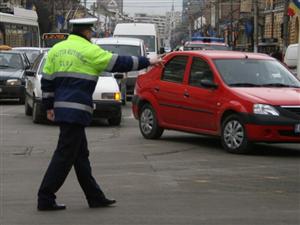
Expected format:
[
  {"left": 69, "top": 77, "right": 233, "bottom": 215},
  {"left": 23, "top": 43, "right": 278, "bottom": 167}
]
[
  {"left": 139, "top": 103, "right": 164, "bottom": 139},
  {"left": 221, "top": 114, "right": 251, "bottom": 154}
]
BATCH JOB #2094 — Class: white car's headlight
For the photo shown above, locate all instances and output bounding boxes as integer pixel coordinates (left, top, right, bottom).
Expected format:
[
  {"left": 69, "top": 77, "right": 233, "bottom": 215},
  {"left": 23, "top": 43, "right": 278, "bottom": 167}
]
[
  {"left": 253, "top": 104, "right": 279, "bottom": 116},
  {"left": 102, "top": 92, "right": 121, "bottom": 101},
  {"left": 6, "top": 79, "right": 22, "bottom": 86}
]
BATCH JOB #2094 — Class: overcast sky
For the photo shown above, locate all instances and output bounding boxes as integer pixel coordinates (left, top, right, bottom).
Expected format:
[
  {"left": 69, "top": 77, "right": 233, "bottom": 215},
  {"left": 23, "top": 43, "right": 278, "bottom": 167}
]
[
  {"left": 83, "top": 0, "right": 182, "bottom": 16},
  {"left": 123, "top": 0, "right": 183, "bottom": 16}
]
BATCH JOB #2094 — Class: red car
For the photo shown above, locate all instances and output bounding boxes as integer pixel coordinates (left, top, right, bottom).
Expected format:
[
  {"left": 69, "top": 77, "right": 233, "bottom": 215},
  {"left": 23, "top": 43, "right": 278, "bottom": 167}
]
[{"left": 132, "top": 51, "right": 300, "bottom": 153}]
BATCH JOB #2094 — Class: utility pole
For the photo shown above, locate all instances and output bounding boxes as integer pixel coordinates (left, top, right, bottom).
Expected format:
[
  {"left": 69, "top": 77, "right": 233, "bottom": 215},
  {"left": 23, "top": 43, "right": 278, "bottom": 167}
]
[
  {"left": 200, "top": 6, "right": 203, "bottom": 35},
  {"left": 215, "top": 0, "right": 219, "bottom": 36},
  {"left": 92, "top": 2, "right": 95, "bottom": 16},
  {"left": 253, "top": 0, "right": 258, "bottom": 52},
  {"left": 52, "top": 1, "right": 56, "bottom": 32},
  {"left": 283, "top": 0, "right": 289, "bottom": 53},
  {"left": 84, "top": 0, "right": 87, "bottom": 16},
  {"left": 230, "top": 0, "right": 233, "bottom": 47},
  {"left": 297, "top": 22, "right": 300, "bottom": 78},
  {"left": 189, "top": 18, "right": 192, "bottom": 41}
]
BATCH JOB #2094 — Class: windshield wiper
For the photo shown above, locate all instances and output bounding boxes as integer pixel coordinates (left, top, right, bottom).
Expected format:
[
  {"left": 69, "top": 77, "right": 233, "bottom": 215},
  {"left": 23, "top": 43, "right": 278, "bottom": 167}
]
[
  {"left": 229, "top": 83, "right": 259, "bottom": 87},
  {"left": 261, "top": 83, "right": 299, "bottom": 88},
  {"left": 0, "top": 65, "right": 15, "bottom": 69}
]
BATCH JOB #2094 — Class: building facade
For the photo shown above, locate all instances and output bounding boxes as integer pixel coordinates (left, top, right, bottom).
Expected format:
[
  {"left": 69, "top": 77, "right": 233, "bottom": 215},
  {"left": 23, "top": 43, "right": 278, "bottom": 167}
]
[
  {"left": 0, "top": 0, "right": 27, "bottom": 13},
  {"left": 201, "top": 0, "right": 299, "bottom": 52}
]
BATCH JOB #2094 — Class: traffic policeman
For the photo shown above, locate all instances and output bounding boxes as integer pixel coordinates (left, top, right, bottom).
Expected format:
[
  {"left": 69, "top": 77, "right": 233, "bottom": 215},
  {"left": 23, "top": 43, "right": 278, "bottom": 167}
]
[{"left": 37, "top": 18, "right": 163, "bottom": 211}]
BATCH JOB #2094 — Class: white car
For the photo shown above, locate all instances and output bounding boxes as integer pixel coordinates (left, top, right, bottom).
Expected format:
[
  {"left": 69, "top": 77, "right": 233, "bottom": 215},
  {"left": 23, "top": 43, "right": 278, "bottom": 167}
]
[
  {"left": 12, "top": 47, "right": 45, "bottom": 65},
  {"left": 24, "top": 52, "right": 122, "bottom": 125},
  {"left": 92, "top": 37, "right": 147, "bottom": 104},
  {"left": 284, "top": 43, "right": 298, "bottom": 76}
]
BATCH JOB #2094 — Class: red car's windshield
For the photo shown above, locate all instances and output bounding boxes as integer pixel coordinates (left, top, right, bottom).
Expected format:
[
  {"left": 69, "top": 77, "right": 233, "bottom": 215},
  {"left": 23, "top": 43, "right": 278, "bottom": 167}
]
[{"left": 214, "top": 59, "right": 300, "bottom": 88}]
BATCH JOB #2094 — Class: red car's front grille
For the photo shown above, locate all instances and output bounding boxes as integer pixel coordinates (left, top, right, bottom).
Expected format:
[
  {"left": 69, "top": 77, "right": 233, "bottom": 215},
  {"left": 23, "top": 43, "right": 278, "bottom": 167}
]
[{"left": 281, "top": 106, "right": 300, "bottom": 116}]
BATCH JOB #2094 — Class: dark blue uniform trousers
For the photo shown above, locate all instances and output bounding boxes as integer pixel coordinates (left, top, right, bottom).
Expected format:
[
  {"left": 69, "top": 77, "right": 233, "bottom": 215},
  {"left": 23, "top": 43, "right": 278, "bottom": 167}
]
[{"left": 38, "top": 123, "right": 105, "bottom": 205}]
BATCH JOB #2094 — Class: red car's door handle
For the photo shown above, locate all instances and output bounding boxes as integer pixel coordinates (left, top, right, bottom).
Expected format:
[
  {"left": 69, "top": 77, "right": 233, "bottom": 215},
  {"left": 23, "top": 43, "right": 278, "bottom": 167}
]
[
  {"left": 184, "top": 92, "right": 189, "bottom": 97},
  {"left": 154, "top": 87, "right": 160, "bottom": 92}
]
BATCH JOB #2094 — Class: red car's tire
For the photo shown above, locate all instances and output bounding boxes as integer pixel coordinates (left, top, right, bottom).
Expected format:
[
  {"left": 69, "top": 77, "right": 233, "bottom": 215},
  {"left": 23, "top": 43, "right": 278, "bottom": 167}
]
[
  {"left": 221, "top": 114, "right": 251, "bottom": 154},
  {"left": 139, "top": 103, "right": 164, "bottom": 139}
]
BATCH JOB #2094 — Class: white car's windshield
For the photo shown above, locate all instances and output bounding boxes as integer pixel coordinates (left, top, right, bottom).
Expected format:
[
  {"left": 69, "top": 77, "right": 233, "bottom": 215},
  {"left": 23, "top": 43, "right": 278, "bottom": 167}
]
[
  {"left": 115, "top": 35, "right": 155, "bottom": 52},
  {"left": 17, "top": 50, "right": 40, "bottom": 64},
  {"left": 99, "top": 44, "right": 141, "bottom": 57},
  {"left": 0, "top": 52, "right": 23, "bottom": 70},
  {"left": 214, "top": 59, "right": 300, "bottom": 88}
]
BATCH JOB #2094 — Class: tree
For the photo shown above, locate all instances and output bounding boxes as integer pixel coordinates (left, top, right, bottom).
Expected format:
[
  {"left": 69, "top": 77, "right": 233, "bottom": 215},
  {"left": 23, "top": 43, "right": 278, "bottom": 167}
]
[{"left": 27, "top": 0, "right": 80, "bottom": 34}]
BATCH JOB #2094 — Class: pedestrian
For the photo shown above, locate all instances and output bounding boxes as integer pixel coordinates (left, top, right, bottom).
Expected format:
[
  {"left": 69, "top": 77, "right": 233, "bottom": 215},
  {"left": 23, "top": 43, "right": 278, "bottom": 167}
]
[{"left": 37, "top": 18, "right": 163, "bottom": 211}]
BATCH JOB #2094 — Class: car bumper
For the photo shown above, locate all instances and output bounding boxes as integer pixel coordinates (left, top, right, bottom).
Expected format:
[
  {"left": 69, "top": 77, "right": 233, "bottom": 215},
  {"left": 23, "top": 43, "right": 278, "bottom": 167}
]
[
  {"left": 33, "top": 99, "right": 122, "bottom": 121},
  {"left": 243, "top": 114, "right": 300, "bottom": 142},
  {"left": 131, "top": 95, "right": 140, "bottom": 119},
  {"left": 93, "top": 100, "right": 121, "bottom": 119},
  {"left": 0, "top": 85, "right": 25, "bottom": 99}
]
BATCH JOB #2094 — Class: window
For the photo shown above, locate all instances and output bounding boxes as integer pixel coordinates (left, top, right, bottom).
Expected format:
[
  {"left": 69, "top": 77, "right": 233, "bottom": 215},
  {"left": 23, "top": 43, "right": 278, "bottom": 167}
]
[
  {"left": 161, "top": 56, "right": 188, "bottom": 83},
  {"left": 116, "top": 35, "right": 156, "bottom": 52},
  {"left": 99, "top": 44, "right": 141, "bottom": 56},
  {"left": 189, "top": 57, "right": 214, "bottom": 87},
  {"left": 0, "top": 53, "right": 23, "bottom": 69},
  {"left": 32, "top": 54, "right": 44, "bottom": 73}
]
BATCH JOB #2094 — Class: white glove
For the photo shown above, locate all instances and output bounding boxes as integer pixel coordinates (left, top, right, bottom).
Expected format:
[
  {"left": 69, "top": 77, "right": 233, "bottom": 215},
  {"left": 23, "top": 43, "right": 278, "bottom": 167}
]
[{"left": 149, "top": 56, "right": 164, "bottom": 67}]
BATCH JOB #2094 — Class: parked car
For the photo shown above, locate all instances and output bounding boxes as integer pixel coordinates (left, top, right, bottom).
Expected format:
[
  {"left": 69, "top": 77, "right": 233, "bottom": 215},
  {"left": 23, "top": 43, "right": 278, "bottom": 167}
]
[
  {"left": 12, "top": 47, "right": 44, "bottom": 65},
  {"left": 284, "top": 43, "right": 298, "bottom": 76},
  {"left": 24, "top": 52, "right": 122, "bottom": 125},
  {"left": 0, "top": 50, "right": 30, "bottom": 103},
  {"left": 132, "top": 50, "right": 300, "bottom": 153},
  {"left": 92, "top": 37, "right": 147, "bottom": 104}
]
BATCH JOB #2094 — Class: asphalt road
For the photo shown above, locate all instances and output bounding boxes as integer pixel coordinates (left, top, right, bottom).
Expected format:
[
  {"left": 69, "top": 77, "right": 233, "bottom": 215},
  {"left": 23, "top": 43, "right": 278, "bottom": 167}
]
[{"left": 0, "top": 101, "right": 299, "bottom": 225}]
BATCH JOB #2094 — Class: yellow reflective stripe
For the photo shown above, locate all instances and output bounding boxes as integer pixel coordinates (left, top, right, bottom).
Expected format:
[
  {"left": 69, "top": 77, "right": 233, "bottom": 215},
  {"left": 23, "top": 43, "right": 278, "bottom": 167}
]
[
  {"left": 54, "top": 101, "right": 93, "bottom": 114},
  {"left": 42, "top": 72, "right": 98, "bottom": 81},
  {"left": 105, "top": 54, "right": 118, "bottom": 72}
]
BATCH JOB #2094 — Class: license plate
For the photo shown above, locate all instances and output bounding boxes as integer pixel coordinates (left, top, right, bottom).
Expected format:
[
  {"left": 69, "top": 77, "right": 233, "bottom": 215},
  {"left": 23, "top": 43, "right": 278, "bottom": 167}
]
[
  {"left": 0, "top": 88, "right": 2, "bottom": 92},
  {"left": 295, "top": 124, "right": 300, "bottom": 133}
]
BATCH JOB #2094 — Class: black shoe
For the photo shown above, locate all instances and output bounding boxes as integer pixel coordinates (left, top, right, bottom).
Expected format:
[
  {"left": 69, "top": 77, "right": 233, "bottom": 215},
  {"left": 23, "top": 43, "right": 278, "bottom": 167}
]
[
  {"left": 37, "top": 203, "right": 66, "bottom": 211},
  {"left": 88, "top": 198, "right": 116, "bottom": 208}
]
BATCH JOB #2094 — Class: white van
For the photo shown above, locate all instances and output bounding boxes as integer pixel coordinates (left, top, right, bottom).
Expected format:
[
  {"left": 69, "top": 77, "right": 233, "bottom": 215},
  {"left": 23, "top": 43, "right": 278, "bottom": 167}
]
[
  {"left": 284, "top": 43, "right": 298, "bottom": 76},
  {"left": 113, "top": 23, "right": 160, "bottom": 59},
  {"left": 92, "top": 37, "right": 147, "bottom": 104}
]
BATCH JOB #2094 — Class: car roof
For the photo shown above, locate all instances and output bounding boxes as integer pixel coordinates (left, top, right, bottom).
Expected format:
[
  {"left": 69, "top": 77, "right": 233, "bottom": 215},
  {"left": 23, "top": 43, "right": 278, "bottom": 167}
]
[
  {"left": 287, "top": 43, "right": 298, "bottom": 48},
  {"left": 12, "top": 47, "right": 42, "bottom": 51},
  {"left": 92, "top": 37, "right": 143, "bottom": 46},
  {"left": 174, "top": 50, "right": 274, "bottom": 60},
  {"left": 185, "top": 41, "right": 227, "bottom": 46},
  {"left": 0, "top": 50, "right": 24, "bottom": 55}
]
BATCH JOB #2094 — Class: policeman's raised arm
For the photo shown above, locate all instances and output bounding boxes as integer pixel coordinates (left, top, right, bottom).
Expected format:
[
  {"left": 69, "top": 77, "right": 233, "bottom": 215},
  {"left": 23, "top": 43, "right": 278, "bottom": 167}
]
[{"left": 105, "top": 54, "right": 164, "bottom": 73}]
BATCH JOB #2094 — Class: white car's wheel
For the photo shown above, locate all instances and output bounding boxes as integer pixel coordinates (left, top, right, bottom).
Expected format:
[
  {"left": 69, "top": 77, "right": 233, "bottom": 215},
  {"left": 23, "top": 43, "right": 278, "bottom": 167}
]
[
  {"left": 25, "top": 95, "right": 32, "bottom": 116},
  {"left": 32, "top": 101, "right": 43, "bottom": 124},
  {"left": 108, "top": 110, "right": 122, "bottom": 126}
]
